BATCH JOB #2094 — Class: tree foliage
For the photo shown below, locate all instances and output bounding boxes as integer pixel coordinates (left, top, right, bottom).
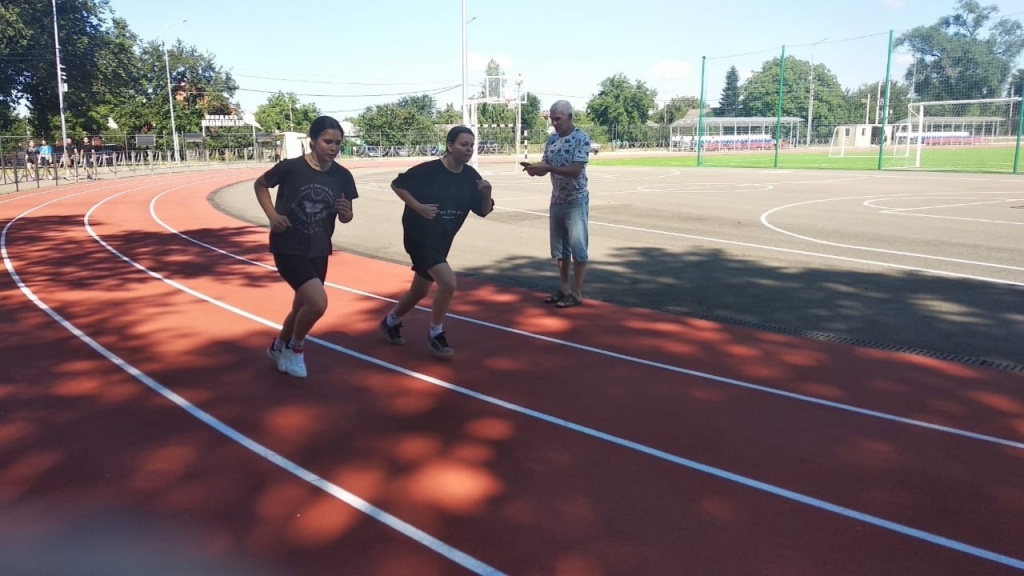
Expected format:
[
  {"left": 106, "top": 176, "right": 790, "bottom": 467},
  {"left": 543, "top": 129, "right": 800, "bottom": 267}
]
[
  {"left": 652, "top": 95, "right": 700, "bottom": 125},
  {"left": 353, "top": 102, "right": 438, "bottom": 146},
  {"left": 586, "top": 74, "right": 657, "bottom": 127},
  {"left": 255, "top": 92, "right": 320, "bottom": 133},
  {"left": 740, "top": 56, "right": 848, "bottom": 125},
  {"left": 717, "top": 66, "right": 742, "bottom": 117},
  {"left": 0, "top": 0, "right": 239, "bottom": 140},
  {"left": 896, "top": 0, "right": 1024, "bottom": 100}
]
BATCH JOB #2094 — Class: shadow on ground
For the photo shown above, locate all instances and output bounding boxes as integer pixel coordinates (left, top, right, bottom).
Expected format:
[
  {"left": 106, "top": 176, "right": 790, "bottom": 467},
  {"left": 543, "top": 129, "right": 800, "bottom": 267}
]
[{"left": 457, "top": 245, "right": 1024, "bottom": 370}]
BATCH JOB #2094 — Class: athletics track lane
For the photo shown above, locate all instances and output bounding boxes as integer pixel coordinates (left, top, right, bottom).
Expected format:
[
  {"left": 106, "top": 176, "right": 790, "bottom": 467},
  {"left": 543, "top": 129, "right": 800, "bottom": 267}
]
[{"left": 1, "top": 171, "right": 1023, "bottom": 575}]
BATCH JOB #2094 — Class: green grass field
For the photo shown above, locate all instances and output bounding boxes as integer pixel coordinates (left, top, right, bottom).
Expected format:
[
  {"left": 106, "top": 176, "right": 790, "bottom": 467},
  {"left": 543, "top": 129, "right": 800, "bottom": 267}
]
[{"left": 590, "top": 145, "right": 1024, "bottom": 173}]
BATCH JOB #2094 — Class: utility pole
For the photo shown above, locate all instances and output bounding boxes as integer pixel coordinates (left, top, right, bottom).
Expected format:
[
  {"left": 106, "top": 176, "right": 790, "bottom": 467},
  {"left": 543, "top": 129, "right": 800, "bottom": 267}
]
[{"left": 51, "top": 0, "right": 68, "bottom": 153}]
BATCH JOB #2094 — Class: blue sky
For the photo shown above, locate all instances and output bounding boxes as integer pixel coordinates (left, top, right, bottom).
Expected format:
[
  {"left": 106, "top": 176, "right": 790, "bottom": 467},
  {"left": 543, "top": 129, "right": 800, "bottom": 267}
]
[{"left": 105, "top": 0, "right": 1024, "bottom": 119}]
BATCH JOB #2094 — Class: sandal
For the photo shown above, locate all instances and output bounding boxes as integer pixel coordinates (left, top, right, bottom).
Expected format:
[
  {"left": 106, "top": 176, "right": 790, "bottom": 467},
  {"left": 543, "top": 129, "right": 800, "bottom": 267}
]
[
  {"left": 555, "top": 293, "right": 582, "bottom": 308},
  {"left": 543, "top": 289, "right": 566, "bottom": 304}
]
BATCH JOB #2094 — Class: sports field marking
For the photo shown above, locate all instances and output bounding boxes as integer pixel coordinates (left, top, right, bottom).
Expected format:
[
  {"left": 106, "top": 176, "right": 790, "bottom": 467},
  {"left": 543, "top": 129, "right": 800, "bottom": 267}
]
[
  {"left": 760, "top": 195, "right": 1024, "bottom": 273},
  {"left": 493, "top": 204, "right": 1024, "bottom": 287},
  {"left": 147, "top": 188, "right": 1024, "bottom": 454},
  {"left": 0, "top": 180, "right": 505, "bottom": 576},
  {"left": 862, "top": 196, "right": 1024, "bottom": 227},
  {"left": 38, "top": 185, "right": 1024, "bottom": 572}
]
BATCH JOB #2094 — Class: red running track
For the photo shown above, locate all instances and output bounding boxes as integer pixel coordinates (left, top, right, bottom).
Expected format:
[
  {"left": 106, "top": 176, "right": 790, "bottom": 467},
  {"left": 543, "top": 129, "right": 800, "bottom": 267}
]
[{"left": 1, "top": 170, "right": 1023, "bottom": 576}]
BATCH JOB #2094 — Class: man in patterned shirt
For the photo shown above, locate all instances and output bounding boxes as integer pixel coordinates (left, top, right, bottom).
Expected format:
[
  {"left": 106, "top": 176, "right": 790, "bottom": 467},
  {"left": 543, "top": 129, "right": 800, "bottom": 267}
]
[{"left": 523, "top": 100, "right": 591, "bottom": 308}]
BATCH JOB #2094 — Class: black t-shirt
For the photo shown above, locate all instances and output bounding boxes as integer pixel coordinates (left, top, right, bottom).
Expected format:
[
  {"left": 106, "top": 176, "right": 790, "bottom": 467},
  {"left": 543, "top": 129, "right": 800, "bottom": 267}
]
[
  {"left": 393, "top": 159, "right": 491, "bottom": 252},
  {"left": 62, "top": 143, "right": 78, "bottom": 164},
  {"left": 261, "top": 157, "right": 359, "bottom": 256}
]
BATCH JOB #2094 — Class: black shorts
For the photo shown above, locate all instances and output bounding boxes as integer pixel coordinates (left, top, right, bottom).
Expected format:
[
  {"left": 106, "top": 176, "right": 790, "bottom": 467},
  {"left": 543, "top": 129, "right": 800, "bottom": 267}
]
[
  {"left": 274, "top": 253, "right": 328, "bottom": 290},
  {"left": 404, "top": 239, "right": 448, "bottom": 281}
]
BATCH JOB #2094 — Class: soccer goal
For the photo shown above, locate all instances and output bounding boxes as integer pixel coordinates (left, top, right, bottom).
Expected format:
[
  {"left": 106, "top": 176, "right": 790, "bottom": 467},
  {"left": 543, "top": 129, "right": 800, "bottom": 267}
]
[{"left": 888, "top": 97, "right": 1021, "bottom": 171}]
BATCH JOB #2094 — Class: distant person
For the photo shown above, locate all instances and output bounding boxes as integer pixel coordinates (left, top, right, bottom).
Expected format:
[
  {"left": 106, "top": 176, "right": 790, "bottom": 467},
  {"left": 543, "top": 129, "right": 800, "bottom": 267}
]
[
  {"left": 38, "top": 140, "right": 53, "bottom": 179},
  {"left": 523, "top": 100, "right": 591, "bottom": 308},
  {"left": 254, "top": 116, "right": 358, "bottom": 379},
  {"left": 60, "top": 137, "right": 76, "bottom": 179},
  {"left": 25, "top": 140, "right": 39, "bottom": 179},
  {"left": 79, "top": 135, "right": 95, "bottom": 179},
  {"left": 379, "top": 125, "right": 494, "bottom": 359}
]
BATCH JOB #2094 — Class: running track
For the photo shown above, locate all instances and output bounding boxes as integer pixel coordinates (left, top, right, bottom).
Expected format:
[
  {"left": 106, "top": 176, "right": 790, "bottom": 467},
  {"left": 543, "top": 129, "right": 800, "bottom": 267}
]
[{"left": 1, "top": 169, "right": 1023, "bottom": 575}]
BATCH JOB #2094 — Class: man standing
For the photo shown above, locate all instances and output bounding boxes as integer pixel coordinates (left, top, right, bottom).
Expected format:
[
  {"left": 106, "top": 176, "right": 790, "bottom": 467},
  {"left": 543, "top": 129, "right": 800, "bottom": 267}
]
[
  {"left": 523, "top": 100, "right": 591, "bottom": 308},
  {"left": 80, "top": 135, "right": 95, "bottom": 180}
]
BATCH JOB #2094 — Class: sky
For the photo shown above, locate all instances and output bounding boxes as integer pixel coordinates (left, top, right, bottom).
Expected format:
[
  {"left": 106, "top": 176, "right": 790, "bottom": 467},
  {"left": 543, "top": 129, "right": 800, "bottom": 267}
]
[{"left": 103, "top": 0, "right": 1024, "bottom": 120}]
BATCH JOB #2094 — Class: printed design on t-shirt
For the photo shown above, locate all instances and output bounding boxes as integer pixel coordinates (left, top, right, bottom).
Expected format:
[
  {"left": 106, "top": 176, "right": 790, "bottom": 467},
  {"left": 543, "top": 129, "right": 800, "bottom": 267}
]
[
  {"left": 543, "top": 129, "right": 590, "bottom": 203},
  {"left": 291, "top": 183, "right": 336, "bottom": 236},
  {"left": 437, "top": 207, "right": 465, "bottom": 220}
]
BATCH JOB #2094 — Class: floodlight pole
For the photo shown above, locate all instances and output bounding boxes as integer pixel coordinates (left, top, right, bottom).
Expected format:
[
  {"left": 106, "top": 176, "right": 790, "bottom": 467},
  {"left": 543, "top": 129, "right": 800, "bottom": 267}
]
[
  {"left": 163, "top": 19, "right": 187, "bottom": 163},
  {"left": 515, "top": 75, "right": 523, "bottom": 160},
  {"left": 461, "top": 0, "right": 468, "bottom": 126},
  {"left": 806, "top": 37, "right": 827, "bottom": 148},
  {"left": 51, "top": 0, "right": 68, "bottom": 157}
]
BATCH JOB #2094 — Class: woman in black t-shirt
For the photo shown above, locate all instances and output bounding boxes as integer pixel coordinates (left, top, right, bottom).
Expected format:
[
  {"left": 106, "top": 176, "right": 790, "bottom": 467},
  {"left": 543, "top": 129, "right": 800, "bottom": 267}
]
[
  {"left": 379, "top": 125, "right": 494, "bottom": 359},
  {"left": 25, "top": 140, "right": 39, "bottom": 179},
  {"left": 254, "top": 116, "right": 358, "bottom": 379}
]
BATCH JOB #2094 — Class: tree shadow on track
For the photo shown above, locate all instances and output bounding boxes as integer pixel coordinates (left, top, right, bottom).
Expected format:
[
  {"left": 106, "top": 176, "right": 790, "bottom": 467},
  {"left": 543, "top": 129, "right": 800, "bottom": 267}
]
[
  {"left": 5, "top": 211, "right": 1024, "bottom": 575},
  {"left": 4, "top": 215, "right": 277, "bottom": 291},
  {"left": 456, "top": 244, "right": 1024, "bottom": 371}
]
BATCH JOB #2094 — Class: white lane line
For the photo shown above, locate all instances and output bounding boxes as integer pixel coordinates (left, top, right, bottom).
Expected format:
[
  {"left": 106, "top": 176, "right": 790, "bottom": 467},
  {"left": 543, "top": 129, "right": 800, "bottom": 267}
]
[
  {"left": 759, "top": 195, "right": 1024, "bottom": 274},
  {"left": 494, "top": 204, "right": 1024, "bottom": 286},
  {"left": 0, "top": 184, "right": 505, "bottom": 576},
  {"left": 148, "top": 190, "right": 1024, "bottom": 453},
  {"left": 78, "top": 188, "right": 1024, "bottom": 572}
]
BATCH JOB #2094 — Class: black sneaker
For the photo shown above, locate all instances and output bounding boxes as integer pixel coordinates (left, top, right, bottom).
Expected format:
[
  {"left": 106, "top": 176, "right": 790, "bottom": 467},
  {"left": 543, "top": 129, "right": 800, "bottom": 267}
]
[
  {"left": 428, "top": 331, "right": 454, "bottom": 359},
  {"left": 379, "top": 318, "right": 405, "bottom": 344}
]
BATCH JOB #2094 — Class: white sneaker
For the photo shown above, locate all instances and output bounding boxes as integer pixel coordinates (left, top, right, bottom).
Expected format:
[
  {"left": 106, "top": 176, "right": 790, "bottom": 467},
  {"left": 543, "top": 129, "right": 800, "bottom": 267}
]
[
  {"left": 266, "top": 347, "right": 287, "bottom": 373},
  {"left": 282, "top": 348, "right": 307, "bottom": 378}
]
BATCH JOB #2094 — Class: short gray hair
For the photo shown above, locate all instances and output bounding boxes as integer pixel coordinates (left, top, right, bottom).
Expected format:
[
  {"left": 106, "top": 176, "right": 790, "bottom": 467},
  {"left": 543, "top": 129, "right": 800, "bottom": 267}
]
[{"left": 549, "top": 100, "right": 573, "bottom": 117}]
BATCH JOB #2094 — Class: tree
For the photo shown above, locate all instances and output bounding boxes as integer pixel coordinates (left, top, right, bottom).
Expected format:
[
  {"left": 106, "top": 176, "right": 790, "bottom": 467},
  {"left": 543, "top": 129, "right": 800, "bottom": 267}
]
[
  {"left": 585, "top": 73, "right": 657, "bottom": 141},
  {"left": 255, "top": 92, "right": 320, "bottom": 133},
  {"left": 740, "top": 56, "right": 846, "bottom": 120},
  {"left": 111, "top": 39, "right": 237, "bottom": 136},
  {"left": 521, "top": 92, "right": 546, "bottom": 137},
  {"left": 1, "top": 0, "right": 142, "bottom": 137},
  {"left": 653, "top": 95, "right": 700, "bottom": 125},
  {"left": 396, "top": 94, "right": 437, "bottom": 118},
  {"left": 845, "top": 81, "right": 912, "bottom": 125},
  {"left": 718, "top": 66, "right": 741, "bottom": 117},
  {"left": 436, "top": 103, "right": 461, "bottom": 124},
  {"left": 1007, "top": 67, "right": 1024, "bottom": 96},
  {"left": 896, "top": 0, "right": 1024, "bottom": 101},
  {"left": 354, "top": 102, "right": 437, "bottom": 147}
]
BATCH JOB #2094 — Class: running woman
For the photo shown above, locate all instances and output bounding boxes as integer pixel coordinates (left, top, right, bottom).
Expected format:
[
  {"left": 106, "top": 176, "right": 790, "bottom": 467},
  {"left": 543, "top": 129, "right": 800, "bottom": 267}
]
[{"left": 255, "top": 116, "right": 357, "bottom": 378}]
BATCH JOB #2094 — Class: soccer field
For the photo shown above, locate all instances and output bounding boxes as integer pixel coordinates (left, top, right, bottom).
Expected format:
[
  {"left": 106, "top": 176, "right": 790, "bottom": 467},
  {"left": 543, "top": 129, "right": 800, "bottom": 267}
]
[{"left": 591, "top": 145, "right": 1024, "bottom": 173}]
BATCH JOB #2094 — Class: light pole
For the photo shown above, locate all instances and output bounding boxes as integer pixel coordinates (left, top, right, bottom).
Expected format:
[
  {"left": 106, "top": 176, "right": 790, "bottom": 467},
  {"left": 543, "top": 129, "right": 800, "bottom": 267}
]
[
  {"left": 162, "top": 19, "right": 187, "bottom": 162},
  {"left": 806, "top": 37, "right": 827, "bottom": 147},
  {"left": 51, "top": 0, "right": 68, "bottom": 159},
  {"left": 461, "top": 0, "right": 468, "bottom": 126},
  {"left": 515, "top": 74, "right": 523, "bottom": 159}
]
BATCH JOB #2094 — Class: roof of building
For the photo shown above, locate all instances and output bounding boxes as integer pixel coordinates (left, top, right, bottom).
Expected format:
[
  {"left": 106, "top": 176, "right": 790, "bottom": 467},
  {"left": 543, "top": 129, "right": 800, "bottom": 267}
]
[
  {"left": 894, "top": 116, "right": 1004, "bottom": 124},
  {"left": 671, "top": 116, "right": 806, "bottom": 127}
]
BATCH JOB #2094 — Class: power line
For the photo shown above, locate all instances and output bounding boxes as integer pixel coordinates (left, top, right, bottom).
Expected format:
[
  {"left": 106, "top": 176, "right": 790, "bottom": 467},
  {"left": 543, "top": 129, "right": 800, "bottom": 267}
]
[
  {"left": 233, "top": 73, "right": 459, "bottom": 86},
  {"left": 232, "top": 84, "right": 461, "bottom": 99}
]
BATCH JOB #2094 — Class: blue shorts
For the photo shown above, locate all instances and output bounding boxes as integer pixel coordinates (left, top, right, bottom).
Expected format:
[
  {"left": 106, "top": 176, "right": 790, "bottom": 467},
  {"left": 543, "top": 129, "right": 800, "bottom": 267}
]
[{"left": 549, "top": 196, "right": 589, "bottom": 262}]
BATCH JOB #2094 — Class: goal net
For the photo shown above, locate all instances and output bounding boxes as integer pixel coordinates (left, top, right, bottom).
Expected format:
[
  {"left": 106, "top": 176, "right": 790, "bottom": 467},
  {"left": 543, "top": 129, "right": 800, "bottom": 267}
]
[{"left": 885, "top": 97, "right": 1020, "bottom": 171}]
